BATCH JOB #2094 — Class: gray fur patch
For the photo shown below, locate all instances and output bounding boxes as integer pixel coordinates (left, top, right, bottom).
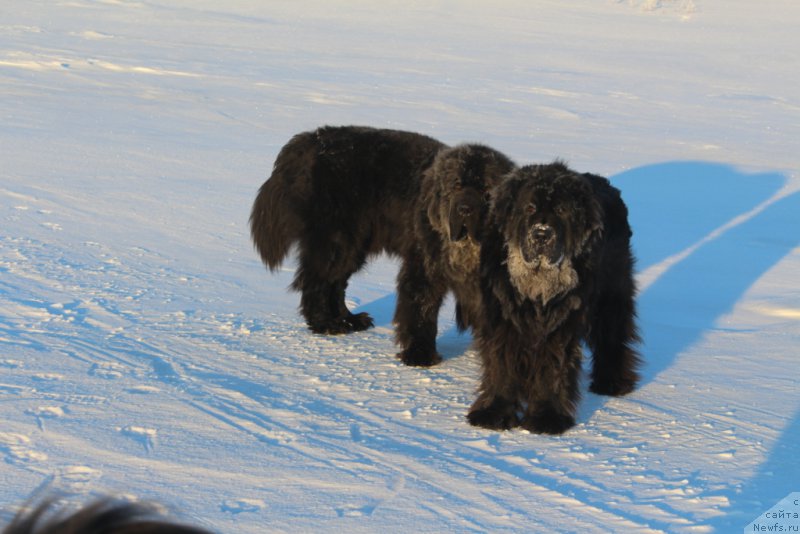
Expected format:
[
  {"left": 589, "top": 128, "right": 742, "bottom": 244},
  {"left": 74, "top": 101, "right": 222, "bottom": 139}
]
[
  {"left": 446, "top": 238, "right": 481, "bottom": 282},
  {"left": 506, "top": 245, "right": 578, "bottom": 305}
]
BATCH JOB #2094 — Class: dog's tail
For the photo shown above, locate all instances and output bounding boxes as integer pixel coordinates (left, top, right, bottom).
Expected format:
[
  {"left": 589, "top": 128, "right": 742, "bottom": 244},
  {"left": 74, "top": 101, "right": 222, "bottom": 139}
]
[{"left": 249, "top": 133, "right": 313, "bottom": 271}]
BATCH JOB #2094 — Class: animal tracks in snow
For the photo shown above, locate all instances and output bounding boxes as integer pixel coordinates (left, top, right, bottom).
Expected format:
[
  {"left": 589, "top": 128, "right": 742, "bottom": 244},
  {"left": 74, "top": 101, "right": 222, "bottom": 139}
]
[
  {"left": 335, "top": 474, "right": 406, "bottom": 518},
  {"left": 0, "top": 433, "right": 48, "bottom": 465},
  {"left": 25, "top": 406, "right": 67, "bottom": 431},
  {"left": 89, "top": 362, "right": 125, "bottom": 380},
  {"left": 221, "top": 499, "right": 265, "bottom": 515},
  {"left": 0, "top": 50, "right": 202, "bottom": 78},
  {"left": 120, "top": 426, "right": 157, "bottom": 453},
  {"left": 55, "top": 465, "right": 104, "bottom": 492},
  {"left": 34, "top": 465, "right": 105, "bottom": 496}
]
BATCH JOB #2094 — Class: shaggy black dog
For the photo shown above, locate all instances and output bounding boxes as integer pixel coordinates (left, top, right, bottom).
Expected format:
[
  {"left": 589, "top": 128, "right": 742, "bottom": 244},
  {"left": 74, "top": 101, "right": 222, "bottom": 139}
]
[
  {"left": 394, "top": 144, "right": 515, "bottom": 366},
  {"left": 250, "top": 125, "right": 445, "bottom": 335},
  {"left": 468, "top": 162, "right": 641, "bottom": 435},
  {"left": 3, "top": 498, "right": 210, "bottom": 534}
]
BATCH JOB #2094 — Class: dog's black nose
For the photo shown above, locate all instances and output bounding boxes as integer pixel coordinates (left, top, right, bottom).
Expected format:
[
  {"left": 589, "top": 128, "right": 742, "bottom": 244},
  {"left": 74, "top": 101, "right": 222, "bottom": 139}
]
[
  {"left": 457, "top": 203, "right": 473, "bottom": 217},
  {"left": 532, "top": 224, "right": 555, "bottom": 243}
]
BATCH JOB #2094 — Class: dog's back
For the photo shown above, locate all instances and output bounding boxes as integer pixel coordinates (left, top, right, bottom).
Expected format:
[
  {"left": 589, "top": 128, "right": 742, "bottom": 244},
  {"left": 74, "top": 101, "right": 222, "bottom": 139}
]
[
  {"left": 296, "top": 126, "right": 445, "bottom": 255},
  {"left": 250, "top": 126, "right": 445, "bottom": 269}
]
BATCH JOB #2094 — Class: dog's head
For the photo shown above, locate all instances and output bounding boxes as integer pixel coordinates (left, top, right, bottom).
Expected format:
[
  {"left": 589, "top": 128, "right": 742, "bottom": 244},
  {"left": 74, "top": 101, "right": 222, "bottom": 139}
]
[
  {"left": 448, "top": 186, "right": 485, "bottom": 242},
  {"left": 489, "top": 162, "right": 604, "bottom": 304},
  {"left": 426, "top": 144, "right": 515, "bottom": 243}
]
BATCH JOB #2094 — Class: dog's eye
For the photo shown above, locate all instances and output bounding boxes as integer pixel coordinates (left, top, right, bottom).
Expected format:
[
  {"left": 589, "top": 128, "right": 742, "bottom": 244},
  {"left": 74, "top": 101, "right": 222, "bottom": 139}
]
[
  {"left": 555, "top": 204, "right": 570, "bottom": 216},
  {"left": 525, "top": 203, "right": 536, "bottom": 215}
]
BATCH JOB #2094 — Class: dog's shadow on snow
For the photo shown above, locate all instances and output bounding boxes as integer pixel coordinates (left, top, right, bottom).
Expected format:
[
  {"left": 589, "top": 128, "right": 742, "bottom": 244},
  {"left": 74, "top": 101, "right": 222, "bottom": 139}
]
[
  {"left": 560, "top": 162, "right": 796, "bottom": 403},
  {"left": 609, "top": 161, "right": 798, "bottom": 387},
  {"left": 353, "top": 293, "right": 396, "bottom": 330},
  {"left": 589, "top": 161, "right": 799, "bottom": 532}
]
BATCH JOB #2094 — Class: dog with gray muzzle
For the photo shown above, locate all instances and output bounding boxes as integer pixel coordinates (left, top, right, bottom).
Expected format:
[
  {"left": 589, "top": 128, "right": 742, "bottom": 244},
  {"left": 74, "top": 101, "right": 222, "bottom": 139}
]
[
  {"left": 469, "top": 162, "right": 641, "bottom": 434},
  {"left": 393, "top": 144, "right": 515, "bottom": 366}
]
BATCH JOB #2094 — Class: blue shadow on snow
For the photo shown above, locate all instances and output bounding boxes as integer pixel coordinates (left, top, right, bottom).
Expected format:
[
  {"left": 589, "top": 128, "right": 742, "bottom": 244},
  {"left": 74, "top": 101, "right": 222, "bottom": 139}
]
[
  {"left": 614, "top": 162, "right": 799, "bottom": 531},
  {"left": 610, "top": 162, "right": 796, "bottom": 385}
]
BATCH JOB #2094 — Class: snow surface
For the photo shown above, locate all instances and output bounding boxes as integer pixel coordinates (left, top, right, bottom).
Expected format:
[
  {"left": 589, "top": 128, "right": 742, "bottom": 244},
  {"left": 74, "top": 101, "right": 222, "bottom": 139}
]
[{"left": 1, "top": 1, "right": 799, "bottom": 532}]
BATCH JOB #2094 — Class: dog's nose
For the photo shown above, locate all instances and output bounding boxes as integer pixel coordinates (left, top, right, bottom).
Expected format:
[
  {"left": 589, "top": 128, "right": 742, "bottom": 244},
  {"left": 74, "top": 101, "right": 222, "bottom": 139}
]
[
  {"left": 457, "top": 203, "right": 473, "bottom": 217},
  {"left": 532, "top": 224, "right": 555, "bottom": 243}
]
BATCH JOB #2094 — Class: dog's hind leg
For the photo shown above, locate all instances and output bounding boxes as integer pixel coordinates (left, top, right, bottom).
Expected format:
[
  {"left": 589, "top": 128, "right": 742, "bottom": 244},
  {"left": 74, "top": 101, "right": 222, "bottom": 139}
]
[
  {"left": 329, "top": 278, "right": 374, "bottom": 332},
  {"left": 295, "top": 275, "right": 373, "bottom": 335},
  {"left": 295, "top": 274, "right": 348, "bottom": 334},
  {"left": 587, "top": 245, "right": 641, "bottom": 396},
  {"left": 293, "top": 236, "right": 374, "bottom": 335}
]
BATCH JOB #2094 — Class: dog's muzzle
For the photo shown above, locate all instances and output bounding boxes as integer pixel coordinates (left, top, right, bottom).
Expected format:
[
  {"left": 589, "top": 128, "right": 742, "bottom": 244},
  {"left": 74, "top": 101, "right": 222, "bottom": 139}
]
[
  {"left": 522, "top": 223, "right": 563, "bottom": 265},
  {"left": 449, "top": 191, "right": 483, "bottom": 242}
]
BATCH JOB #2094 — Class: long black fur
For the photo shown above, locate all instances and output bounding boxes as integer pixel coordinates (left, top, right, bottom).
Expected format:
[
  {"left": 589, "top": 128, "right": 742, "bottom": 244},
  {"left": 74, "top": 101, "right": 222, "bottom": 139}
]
[
  {"left": 468, "top": 162, "right": 641, "bottom": 434},
  {"left": 250, "top": 126, "right": 445, "bottom": 335},
  {"left": 3, "top": 498, "right": 211, "bottom": 534},
  {"left": 394, "top": 144, "right": 515, "bottom": 366}
]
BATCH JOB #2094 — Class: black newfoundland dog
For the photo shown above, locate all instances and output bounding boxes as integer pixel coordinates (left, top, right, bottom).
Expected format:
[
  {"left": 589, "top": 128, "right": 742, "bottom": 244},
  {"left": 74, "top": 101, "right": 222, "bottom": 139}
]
[
  {"left": 250, "top": 126, "right": 445, "bottom": 335},
  {"left": 468, "top": 162, "right": 641, "bottom": 435},
  {"left": 394, "top": 144, "right": 515, "bottom": 366}
]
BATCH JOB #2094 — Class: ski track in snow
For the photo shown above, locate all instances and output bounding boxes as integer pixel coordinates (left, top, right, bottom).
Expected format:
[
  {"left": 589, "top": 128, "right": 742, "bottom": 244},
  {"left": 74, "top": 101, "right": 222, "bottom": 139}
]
[{"left": 2, "top": 1, "right": 799, "bottom": 533}]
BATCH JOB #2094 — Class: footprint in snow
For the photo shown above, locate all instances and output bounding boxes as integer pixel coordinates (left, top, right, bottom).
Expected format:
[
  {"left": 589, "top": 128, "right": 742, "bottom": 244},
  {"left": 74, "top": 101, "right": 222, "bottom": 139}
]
[
  {"left": 335, "top": 474, "right": 405, "bottom": 518},
  {"left": 221, "top": 499, "right": 265, "bottom": 514},
  {"left": 26, "top": 405, "right": 67, "bottom": 431},
  {"left": 126, "top": 385, "right": 161, "bottom": 395},
  {"left": 55, "top": 465, "right": 104, "bottom": 493},
  {"left": 120, "top": 426, "right": 157, "bottom": 453},
  {"left": 89, "top": 362, "right": 125, "bottom": 379},
  {"left": 0, "top": 432, "right": 48, "bottom": 465},
  {"left": 32, "top": 465, "right": 105, "bottom": 498},
  {"left": 32, "top": 373, "right": 64, "bottom": 382}
]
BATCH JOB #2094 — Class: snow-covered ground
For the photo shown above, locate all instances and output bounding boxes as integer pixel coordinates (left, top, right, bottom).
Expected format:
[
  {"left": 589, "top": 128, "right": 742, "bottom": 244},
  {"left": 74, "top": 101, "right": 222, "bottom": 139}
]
[{"left": 1, "top": 1, "right": 798, "bottom": 532}]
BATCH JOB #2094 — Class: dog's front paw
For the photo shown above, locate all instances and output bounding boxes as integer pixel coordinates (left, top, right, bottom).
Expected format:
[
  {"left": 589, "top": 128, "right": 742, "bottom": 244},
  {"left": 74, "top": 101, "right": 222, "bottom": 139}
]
[
  {"left": 521, "top": 405, "right": 575, "bottom": 435},
  {"left": 589, "top": 374, "right": 638, "bottom": 397},
  {"left": 396, "top": 347, "right": 442, "bottom": 367},
  {"left": 467, "top": 398, "right": 519, "bottom": 430}
]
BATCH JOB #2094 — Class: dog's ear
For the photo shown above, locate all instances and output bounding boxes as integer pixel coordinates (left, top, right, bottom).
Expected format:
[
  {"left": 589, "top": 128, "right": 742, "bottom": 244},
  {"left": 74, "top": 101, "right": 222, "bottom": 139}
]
[
  {"left": 423, "top": 158, "right": 446, "bottom": 227},
  {"left": 577, "top": 178, "right": 605, "bottom": 254},
  {"left": 488, "top": 174, "right": 520, "bottom": 227},
  {"left": 585, "top": 196, "right": 604, "bottom": 243}
]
